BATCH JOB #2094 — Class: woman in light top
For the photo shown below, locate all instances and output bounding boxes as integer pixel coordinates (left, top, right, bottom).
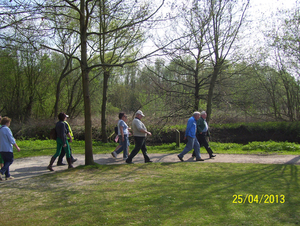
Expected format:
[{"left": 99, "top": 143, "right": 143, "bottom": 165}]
[
  {"left": 0, "top": 117, "right": 21, "bottom": 180},
  {"left": 111, "top": 112, "right": 130, "bottom": 160}
]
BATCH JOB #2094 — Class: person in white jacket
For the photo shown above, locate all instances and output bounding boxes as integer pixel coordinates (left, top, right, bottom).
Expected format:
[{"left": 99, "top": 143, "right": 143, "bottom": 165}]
[{"left": 126, "top": 110, "right": 152, "bottom": 164}]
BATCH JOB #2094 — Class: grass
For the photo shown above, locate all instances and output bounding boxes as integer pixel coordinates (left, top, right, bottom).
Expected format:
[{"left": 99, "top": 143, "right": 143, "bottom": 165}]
[
  {"left": 4, "top": 139, "right": 299, "bottom": 225},
  {"left": 13, "top": 139, "right": 300, "bottom": 159},
  {"left": 1, "top": 163, "right": 299, "bottom": 225}
]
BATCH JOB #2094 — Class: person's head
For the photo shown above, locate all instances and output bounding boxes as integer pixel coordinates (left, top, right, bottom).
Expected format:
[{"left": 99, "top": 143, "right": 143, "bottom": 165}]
[
  {"left": 200, "top": 111, "right": 207, "bottom": 119},
  {"left": 1, "top": 116, "right": 11, "bottom": 127},
  {"left": 193, "top": 111, "right": 201, "bottom": 120},
  {"left": 58, "top": 112, "right": 68, "bottom": 121},
  {"left": 135, "top": 110, "right": 145, "bottom": 119},
  {"left": 119, "top": 112, "right": 128, "bottom": 121}
]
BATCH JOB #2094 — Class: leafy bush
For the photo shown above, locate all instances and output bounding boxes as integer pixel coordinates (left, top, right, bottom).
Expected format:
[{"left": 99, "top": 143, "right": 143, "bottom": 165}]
[{"left": 242, "top": 141, "right": 300, "bottom": 152}]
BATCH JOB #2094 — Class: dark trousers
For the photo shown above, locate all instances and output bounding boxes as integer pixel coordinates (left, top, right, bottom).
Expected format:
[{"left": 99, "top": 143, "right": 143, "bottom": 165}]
[
  {"left": 0, "top": 152, "right": 14, "bottom": 178},
  {"left": 58, "top": 145, "right": 74, "bottom": 164},
  {"left": 193, "top": 133, "right": 214, "bottom": 157},
  {"left": 126, "top": 136, "right": 150, "bottom": 163}
]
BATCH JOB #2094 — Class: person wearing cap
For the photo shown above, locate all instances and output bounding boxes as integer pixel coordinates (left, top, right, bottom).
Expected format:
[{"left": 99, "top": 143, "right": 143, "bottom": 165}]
[
  {"left": 0, "top": 116, "right": 21, "bottom": 180},
  {"left": 47, "top": 112, "right": 74, "bottom": 171},
  {"left": 177, "top": 112, "right": 204, "bottom": 162},
  {"left": 57, "top": 114, "right": 77, "bottom": 166},
  {"left": 126, "top": 110, "right": 152, "bottom": 164}
]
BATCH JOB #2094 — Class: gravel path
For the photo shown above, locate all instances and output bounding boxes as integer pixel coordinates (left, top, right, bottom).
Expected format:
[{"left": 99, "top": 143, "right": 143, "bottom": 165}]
[{"left": 4, "top": 153, "right": 300, "bottom": 181}]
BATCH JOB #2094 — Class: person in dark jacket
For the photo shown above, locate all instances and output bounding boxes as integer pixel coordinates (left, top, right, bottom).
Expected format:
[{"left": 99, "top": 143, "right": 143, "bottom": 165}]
[
  {"left": 192, "top": 111, "right": 216, "bottom": 159},
  {"left": 47, "top": 113, "right": 73, "bottom": 171},
  {"left": 57, "top": 115, "right": 77, "bottom": 166}
]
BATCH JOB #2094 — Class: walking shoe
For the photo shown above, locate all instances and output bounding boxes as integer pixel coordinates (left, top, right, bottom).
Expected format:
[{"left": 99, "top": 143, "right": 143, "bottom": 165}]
[
  {"left": 6, "top": 176, "right": 14, "bottom": 180},
  {"left": 196, "top": 158, "right": 204, "bottom": 161},
  {"left": 210, "top": 154, "right": 216, "bottom": 158},
  {"left": 72, "top": 158, "right": 77, "bottom": 163},
  {"left": 145, "top": 160, "right": 153, "bottom": 163},
  {"left": 111, "top": 151, "right": 117, "bottom": 158},
  {"left": 126, "top": 160, "right": 133, "bottom": 164},
  {"left": 47, "top": 165, "right": 54, "bottom": 171},
  {"left": 177, "top": 155, "right": 184, "bottom": 162},
  {"left": 57, "top": 162, "right": 66, "bottom": 166}
]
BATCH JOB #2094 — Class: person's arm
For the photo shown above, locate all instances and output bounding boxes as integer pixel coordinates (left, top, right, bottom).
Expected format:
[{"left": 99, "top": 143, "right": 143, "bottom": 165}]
[
  {"left": 67, "top": 133, "right": 72, "bottom": 143},
  {"left": 13, "top": 143, "right": 20, "bottom": 152},
  {"left": 120, "top": 126, "right": 125, "bottom": 141},
  {"left": 185, "top": 118, "right": 193, "bottom": 138},
  {"left": 140, "top": 128, "right": 152, "bottom": 136}
]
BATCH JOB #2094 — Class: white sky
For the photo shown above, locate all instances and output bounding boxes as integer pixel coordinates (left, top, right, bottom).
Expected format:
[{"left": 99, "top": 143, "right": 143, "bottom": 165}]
[{"left": 143, "top": 0, "right": 297, "bottom": 56}]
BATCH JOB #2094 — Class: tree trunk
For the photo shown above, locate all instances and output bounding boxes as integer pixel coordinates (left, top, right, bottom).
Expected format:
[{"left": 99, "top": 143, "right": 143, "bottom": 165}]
[
  {"left": 101, "top": 70, "right": 109, "bottom": 143},
  {"left": 206, "top": 63, "right": 221, "bottom": 123},
  {"left": 80, "top": 0, "right": 94, "bottom": 165}
]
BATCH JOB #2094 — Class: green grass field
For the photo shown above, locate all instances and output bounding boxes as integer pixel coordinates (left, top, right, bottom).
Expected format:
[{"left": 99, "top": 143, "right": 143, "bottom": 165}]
[{"left": 1, "top": 140, "right": 299, "bottom": 225}]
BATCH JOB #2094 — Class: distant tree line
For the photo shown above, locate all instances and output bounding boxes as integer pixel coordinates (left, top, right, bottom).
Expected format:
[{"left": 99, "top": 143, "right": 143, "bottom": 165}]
[{"left": 0, "top": 0, "right": 300, "bottom": 164}]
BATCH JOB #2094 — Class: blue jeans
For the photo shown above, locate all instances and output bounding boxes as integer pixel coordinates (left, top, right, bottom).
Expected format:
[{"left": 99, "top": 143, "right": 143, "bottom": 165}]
[
  {"left": 179, "top": 136, "right": 201, "bottom": 159},
  {"left": 116, "top": 135, "right": 129, "bottom": 158},
  {"left": 0, "top": 152, "right": 14, "bottom": 178}
]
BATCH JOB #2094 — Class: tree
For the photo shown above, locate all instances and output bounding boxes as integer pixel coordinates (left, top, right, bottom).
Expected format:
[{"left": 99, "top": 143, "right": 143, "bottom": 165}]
[
  {"left": 150, "top": 0, "right": 249, "bottom": 122},
  {"left": 205, "top": 0, "right": 249, "bottom": 122},
  {"left": 35, "top": 0, "right": 163, "bottom": 162}
]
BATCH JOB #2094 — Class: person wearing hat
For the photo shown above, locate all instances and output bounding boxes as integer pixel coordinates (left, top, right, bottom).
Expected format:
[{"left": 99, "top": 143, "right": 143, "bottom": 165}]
[
  {"left": 126, "top": 110, "right": 152, "bottom": 164},
  {"left": 47, "top": 112, "right": 74, "bottom": 171},
  {"left": 57, "top": 114, "right": 77, "bottom": 165}
]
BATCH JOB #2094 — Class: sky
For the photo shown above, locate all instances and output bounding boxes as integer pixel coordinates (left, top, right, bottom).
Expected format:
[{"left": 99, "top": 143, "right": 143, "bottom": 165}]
[{"left": 142, "top": 0, "right": 297, "bottom": 57}]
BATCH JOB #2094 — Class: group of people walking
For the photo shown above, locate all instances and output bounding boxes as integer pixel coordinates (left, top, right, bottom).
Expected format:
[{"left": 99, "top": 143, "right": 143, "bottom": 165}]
[
  {"left": 111, "top": 110, "right": 216, "bottom": 164},
  {"left": 0, "top": 110, "right": 215, "bottom": 180}
]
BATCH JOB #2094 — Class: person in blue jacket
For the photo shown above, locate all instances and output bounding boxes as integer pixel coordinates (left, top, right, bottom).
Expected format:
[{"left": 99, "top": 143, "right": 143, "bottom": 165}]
[
  {"left": 177, "top": 112, "right": 204, "bottom": 162},
  {"left": 0, "top": 117, "right": 21, "bottom": 180}
]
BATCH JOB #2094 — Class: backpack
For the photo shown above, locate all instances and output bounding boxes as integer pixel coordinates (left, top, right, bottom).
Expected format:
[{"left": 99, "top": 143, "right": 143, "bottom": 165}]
[{"left": 49, "top": 127, "right": 57, "bottom": 140}]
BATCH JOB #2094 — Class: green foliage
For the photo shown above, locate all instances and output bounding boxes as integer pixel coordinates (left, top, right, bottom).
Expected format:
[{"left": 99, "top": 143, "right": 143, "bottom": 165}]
[
  {"left": 242, "top": 141, "right": 300, "bottom": 152},
  {"left": 211, "top": 121, "right": 300, "bottom": 133}
]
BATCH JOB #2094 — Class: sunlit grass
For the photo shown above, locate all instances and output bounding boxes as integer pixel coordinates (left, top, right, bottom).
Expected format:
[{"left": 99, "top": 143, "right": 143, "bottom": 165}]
[{"left": 1, "top": 163, "right": 299, "bottom": 225}]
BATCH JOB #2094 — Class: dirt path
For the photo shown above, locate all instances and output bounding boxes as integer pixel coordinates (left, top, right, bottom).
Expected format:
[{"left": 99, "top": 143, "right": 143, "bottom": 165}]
[{"left": 4, "top": 153, "right": 300, "bottom": 181}]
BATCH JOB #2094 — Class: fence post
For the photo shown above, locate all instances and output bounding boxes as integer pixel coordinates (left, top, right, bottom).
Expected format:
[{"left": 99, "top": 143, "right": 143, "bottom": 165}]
[{"left": 175, "top": 129, "right": 180, "bottom": 148}]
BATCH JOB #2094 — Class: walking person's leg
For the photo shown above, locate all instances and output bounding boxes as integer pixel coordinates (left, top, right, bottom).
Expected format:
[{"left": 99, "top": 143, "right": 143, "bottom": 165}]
[
  {"left": 57, "top": 148, "right": 66, "bottom": 165},
  {"left": 178, "top": 137, "right": 194, "bottom": 161},
  {"left": 199, "top": 134, "right": 215, "bottom": 158},
  {"left": 0, "top": 152, "right": 14, "bottom": 180},
  {"left": 140, "top": 139, "right": 151, "bottom": 162},
  {"left": 126, "top": 137, "right": 143, "bottom": 163},
  {"left": 193, "top": 138, "right": 203, "bottom": 161}
]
